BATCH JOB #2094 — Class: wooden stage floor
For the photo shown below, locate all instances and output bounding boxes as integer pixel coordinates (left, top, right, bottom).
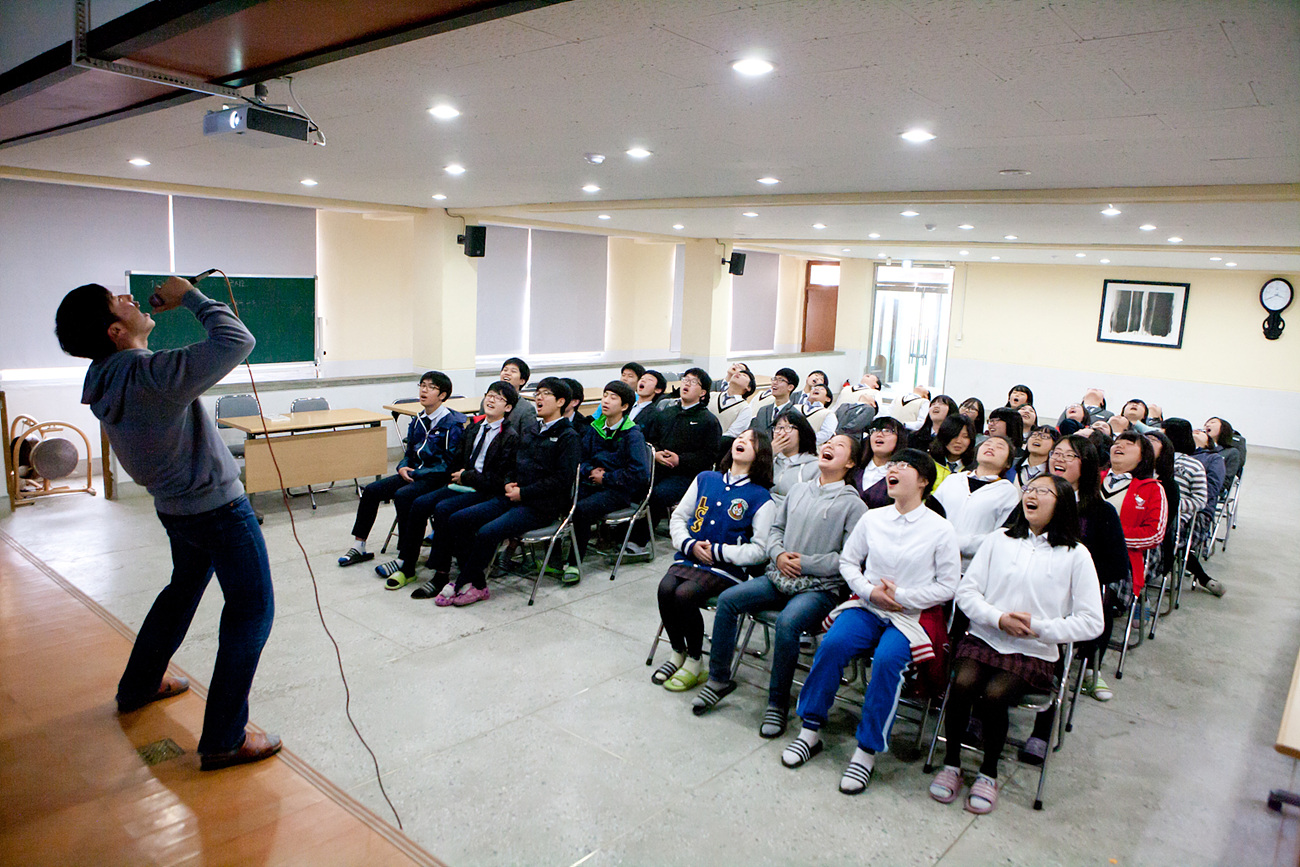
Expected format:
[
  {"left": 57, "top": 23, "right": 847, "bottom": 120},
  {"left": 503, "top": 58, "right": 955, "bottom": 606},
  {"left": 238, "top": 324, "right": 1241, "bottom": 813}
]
[{"left": 0, "top": 529, "right": 445, "bottom": 867}]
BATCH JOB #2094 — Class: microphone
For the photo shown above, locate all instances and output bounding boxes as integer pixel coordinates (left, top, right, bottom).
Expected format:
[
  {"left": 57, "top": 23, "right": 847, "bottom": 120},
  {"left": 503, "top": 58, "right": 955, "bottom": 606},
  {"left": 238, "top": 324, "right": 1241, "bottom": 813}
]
[{"left": 150, "top": 269, "right": 217, "bottom": 309}]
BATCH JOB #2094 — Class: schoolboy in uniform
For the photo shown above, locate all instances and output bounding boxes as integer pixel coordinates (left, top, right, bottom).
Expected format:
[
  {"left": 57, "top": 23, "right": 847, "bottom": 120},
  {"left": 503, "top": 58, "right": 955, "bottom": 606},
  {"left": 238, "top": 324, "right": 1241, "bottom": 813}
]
[
  {"left": 751, "top": 367, "right": 800, "bottom": 437},
  {"left": 498, "top": 356, "right": 538, "bottom": 435}
]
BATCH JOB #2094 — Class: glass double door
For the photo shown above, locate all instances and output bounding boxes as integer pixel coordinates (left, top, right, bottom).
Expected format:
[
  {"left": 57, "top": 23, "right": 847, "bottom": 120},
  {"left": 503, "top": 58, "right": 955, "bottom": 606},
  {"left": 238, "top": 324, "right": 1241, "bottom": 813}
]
[{"left": 868, "top": 288, "right": 951, "bottom": 393}]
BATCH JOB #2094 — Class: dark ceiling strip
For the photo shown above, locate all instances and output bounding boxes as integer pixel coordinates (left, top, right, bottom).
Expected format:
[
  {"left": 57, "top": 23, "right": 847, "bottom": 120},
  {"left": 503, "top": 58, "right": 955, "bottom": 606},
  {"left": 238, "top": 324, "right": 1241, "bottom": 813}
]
[
  {"left": 0, "top": 91, "right": 208, "bottom": 150},
  {"left": 92, "top": 0, "right": 269, "bottom": 60}
]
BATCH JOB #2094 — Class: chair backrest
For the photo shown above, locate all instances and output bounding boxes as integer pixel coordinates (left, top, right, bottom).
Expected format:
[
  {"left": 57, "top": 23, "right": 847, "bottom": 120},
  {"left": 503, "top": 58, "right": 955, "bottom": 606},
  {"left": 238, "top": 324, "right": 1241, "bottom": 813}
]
[
  {"left": 291, "top": 396, "right": 330, "bottom": 413},
  {"left": 216, "top": 394, "right": 259, "bottom": 419},
  {"left": 637, "top": 441, "right": 656, "bottom": 509}
]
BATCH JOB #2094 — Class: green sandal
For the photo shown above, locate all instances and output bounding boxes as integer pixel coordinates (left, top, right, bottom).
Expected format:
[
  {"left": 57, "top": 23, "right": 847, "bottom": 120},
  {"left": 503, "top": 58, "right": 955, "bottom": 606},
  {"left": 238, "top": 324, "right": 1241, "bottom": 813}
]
[
  {"left": 385, "top": 571, "right": 417, "bottom": 590},
  {"left": 664, "top": 666, "right": 704, "bottom": 692}
]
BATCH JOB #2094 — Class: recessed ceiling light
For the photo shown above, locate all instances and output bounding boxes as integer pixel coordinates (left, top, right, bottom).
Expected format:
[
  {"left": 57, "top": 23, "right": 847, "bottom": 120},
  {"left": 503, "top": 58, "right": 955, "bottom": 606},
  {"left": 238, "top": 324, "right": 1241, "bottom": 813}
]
[
  {"left": 582, "top": 184, "right": 601, "bottom": 193},
  {"left": 902, "top": 259, "right": 913, "bottom": 269},
  {"left": 991, "top": 255, "right": 1001, "bottom": 260},
  {"left": 1139, "top": 224, "right": 1156, "bottom": 231},
  {"left": 900, "top": 129, "right": 936, "bottom": 143},
  {"left": 812, "top": 223, "right": 826, "bottom": 229},
  {"left": 584, "top": 153, "right": 605, "bottom": 164},
  {"left": 432, "top": 193, "right": 447, "bottom": 200},
  {"left": 597, "top": 214, "right": 611, "bottom": 220},
  {"left": 1210, "top": 256, "right": 1222, "bottom": 261},
  {"left": 1075, "top": 252, "right": 1087, "bottom": 257},
  {"left": 757, "top": 177, "right": 780, "bottom": 185},
  {"left": 900, "top": 210, "right": 919, "bottom": 217},
  {"left": 959, "top": 250, "right": 969, "bottom": 255},
  {"left": 868, "top": 232, "right": 881, "bottom": 239},
  {"left": 742, "top": 211, "right": 758, "bottom": 217},
  {"left": 128, "top": 157, "right": 150, "bottom": 167},
  {"left": 1101, "top": 205, "right": 1122, "bottom": 216},
  {"left": 673, "top": 224, "right": 685, "bottom": 230},
  {"left": 878, "top": 252, "right": 886, "bottom": 257},
  {"left": 428, "top": 104, "right": 460, "bottom": 120},
  {"left": 957, "top": 223, "right": 974, "bottom": 230},
  {"left": 1003, "top": 234, "right": 1018, "bottom": 240},
  {"left": 842, "top": 248, "right": 851, "bottom": 252},
  {"left": 1226, "top": 262, "right": 1237, "bottom": 267},
  {"left": 732, "top": 57, "right": 774, "bottom": 76},
  {"left": 445, "top": 163, "right": 466, "bottom": 175},
  {"left": 998, "top": 168, "right": 1031, "bottom": 176},
  {"left": 1100, "top": 258, "right": 1111, "bottom": 264},
  {"left": 300, "top": 178, "right": 318, "bottom": 187},
  {"left": 1167, "top": 236, "right": 1183, "bottom": 243},
  {"left": 626, "top": 147, "right": 652, "bottom": 159}
]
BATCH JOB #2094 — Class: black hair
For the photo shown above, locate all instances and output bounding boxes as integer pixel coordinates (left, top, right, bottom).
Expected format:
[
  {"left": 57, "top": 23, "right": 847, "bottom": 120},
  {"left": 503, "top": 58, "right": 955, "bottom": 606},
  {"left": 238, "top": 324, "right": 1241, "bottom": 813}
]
[
  {"left": 1123, "top": 398, "right": 1148, "bottom": 420},
  {"left": 1206, "top": 416, "right": 1236, "bottom": 449},
  {"left": 917, "top": 394, "right": 961, "bottom": 438},
  {"left": 561, "top": 377, "right": 585, "bottom": 411},
  {"left": 1055, "top": 434, "right": 1103, "bottom": 512},
  {"left": 719, "top": 429, "right": 774, "bottom": 489},
  {"left": 808, "top": 383, "right": 833, "bottom": 407},
  {"left": 419, "top": 370, "right": 453, "bottom": 399},
  {"left": 860, "top": 371, "right": 882, "bottom": 390},
  {"left": 643, "top": 369, "right": 668, "bottom": 395},
  {"left": 773, "top": 367, "right": 799, "bottom": 390},
  {"left": 1018, "top": 404, "right": 1038, "bottom": 431},
  {"left": 929, "top": 414, "right": 977, "bottom": 469},
  {"left": 829, "top": 433, "right": 865, "bottom": 474},
  {"left": 55, "top": 283, "right": 119, "bottom": 361},
  {"left": 1146, "top": 429, "right": 1177, "bottom": 502},
  {"left": 1029, "top": 424, "right": 1061, "bottom": 445},
  {"left": 774, "top": 408, "right": 816, "bottom": 455},
  {"left": 865, "top": 417, "right": 907, "bottom": 463},
  {"left": 1088, "top": 429, "right": 1114, "bottom": 470},
  {"left": 894, "top": 446, "right": 939, "bottom": 499},
  {"left": 621, "top": 361, "right": 646, "bottom": 379},
  {"left": 485, "top": 380, "right": 519, "bottom": 408},
  {"left": 603, "top": 380, "right": 636, "bottom": 410},
  {"left": 1008, "top": 384, "right": 1034, "bottom": 406},
  {"left": 979, "top": 434, "right": 1019, "bottom": 473},
  {"left": 1114, "top": 430, "right": 1155, "bottom": 479},
  {"left": 534, "top": 376, "right": 570, "bottom": 404},
  {"left": 987, "top": 406, "right": 1024, "bottom": 447},
  {"left": 731, "top": 369, "right": 757, "bottom": 399},
  {"left": 1004, "top": 475, "right": 1080, "bottom": 548},
  {"left": 958, "top": 397, "right": 986, "bottom": 434},
  {"left": 1163, "top": 418, "right": 1196, "bottom": 455},
  {"left": 807, "top": 369, "right": 828, "bottom": 388},
  {"left": 683, "top": 367, "right": 713, "bottom": 393},
  {"left": 502, "top": 356, "right": 531, "bottom": 384}
]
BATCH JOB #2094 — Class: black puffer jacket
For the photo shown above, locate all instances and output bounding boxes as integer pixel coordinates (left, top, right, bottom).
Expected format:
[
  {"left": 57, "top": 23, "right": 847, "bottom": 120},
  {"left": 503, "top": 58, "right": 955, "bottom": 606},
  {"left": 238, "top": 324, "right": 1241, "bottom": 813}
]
[
  {"left": 509, "top": 417, "right": 581, "bottom": 517},
  {"left": 642, "top": 400, "right": 723, "bottom": 482}
]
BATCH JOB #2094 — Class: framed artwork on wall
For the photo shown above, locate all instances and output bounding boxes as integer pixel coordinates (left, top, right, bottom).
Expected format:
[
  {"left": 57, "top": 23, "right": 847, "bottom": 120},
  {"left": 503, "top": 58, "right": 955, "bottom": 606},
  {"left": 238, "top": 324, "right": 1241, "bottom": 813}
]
[{"left": 1097, "top": 279, "right": 1190, "bottom": 348}]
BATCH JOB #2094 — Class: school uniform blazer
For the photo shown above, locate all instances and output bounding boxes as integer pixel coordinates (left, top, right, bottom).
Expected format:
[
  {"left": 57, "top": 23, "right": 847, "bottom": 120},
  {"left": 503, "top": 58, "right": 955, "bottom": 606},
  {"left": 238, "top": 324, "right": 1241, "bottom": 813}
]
[
  {"left": 1101, "top": 472, "right": 1167, "bottom": 594},
  {"left": 509, "top": 417, "right": 582, "bottom": 518},
  {"left": 455, "top": 418, "right": 518, "bottom": 496},
  {"left": 750, "top": 399, "right": 798, "bottom": 437}
]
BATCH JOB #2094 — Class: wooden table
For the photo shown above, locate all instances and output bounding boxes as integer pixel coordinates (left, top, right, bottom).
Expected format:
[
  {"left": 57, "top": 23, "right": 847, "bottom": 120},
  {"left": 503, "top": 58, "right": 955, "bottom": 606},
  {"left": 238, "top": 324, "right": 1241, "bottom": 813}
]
[
  {"left": 1268, "top": 644, "right": 1300, "bottom": 812},
  {"left": 219, "top": 409, "right": 389, "bottom": 494}
]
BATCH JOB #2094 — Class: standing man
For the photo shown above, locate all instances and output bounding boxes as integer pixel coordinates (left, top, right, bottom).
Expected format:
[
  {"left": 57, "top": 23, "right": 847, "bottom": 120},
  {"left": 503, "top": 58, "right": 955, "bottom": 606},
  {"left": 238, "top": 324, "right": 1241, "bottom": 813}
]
[{"left": 55, "top": 276, "right": 281, "bottom": 771}]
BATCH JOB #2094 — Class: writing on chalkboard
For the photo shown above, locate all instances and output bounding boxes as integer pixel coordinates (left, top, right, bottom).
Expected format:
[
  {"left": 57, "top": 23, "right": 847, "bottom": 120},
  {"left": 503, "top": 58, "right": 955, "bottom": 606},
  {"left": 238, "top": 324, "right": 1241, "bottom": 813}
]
[{"left": 126, "top": 272, "right": 317, "bottom": 365}]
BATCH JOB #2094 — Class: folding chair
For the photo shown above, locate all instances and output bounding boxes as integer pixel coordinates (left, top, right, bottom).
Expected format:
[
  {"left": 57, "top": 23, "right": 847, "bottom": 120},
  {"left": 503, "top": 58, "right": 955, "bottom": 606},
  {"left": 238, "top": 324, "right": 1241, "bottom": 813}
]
[
  {"left": 1147, "top": 518, "right": 1193, "bottom": 638},
  {"left": 216, "top": 394, "right": 263, "bottom": 521},
  {"left": 289, "top": 396, "right": 332, "bottom": 508},
  {"left": 488, "top": 465, "right": 582, "bottom": 606},
  {"left": 1206, "top": 474, "right": 1239, "bottom": 557},
  {"left": 645, "top": 597, "right": 726, "bottom": 670},
  {"left": 1112, "top": 590, "right": 1145, "bottom": 679},
  {"left": 603, "top": 442, "right": 657, "bottom": 581},
  {"left": 923, "top": 643, "right": 1081, "bottom": 811}
]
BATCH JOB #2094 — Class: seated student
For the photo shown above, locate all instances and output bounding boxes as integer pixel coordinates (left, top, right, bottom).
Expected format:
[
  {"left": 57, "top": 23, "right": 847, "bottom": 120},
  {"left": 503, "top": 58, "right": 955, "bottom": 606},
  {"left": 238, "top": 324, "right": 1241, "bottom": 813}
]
[
  {"left": 817, "top": 378, "right": 884, "bottom": 446},
  {"left": 1102, "top": 432, "right": 1168, "bottom": 622},
  {"left": 889, "top": 385, "right": 931, "bottom": 426},
  {"left": 1005, "top": 384, "right": 1034, "bottom": 409},
  {"left": 929, "top": 475, "right": 1103, "bottom": 814},
  {"left": 561, "top": 377, "right": 592, "bottom": 432},
  {"left": 630, "top": 369, "right": 668, "bottom": 425},
  {"left": 693, "top": 434, "right": 868, "bottom": 734},
  {"left": 801, "top": 383, "right": 834, "bottom": 434},
  {"left": 928, "top": 414, "right": 978, "bottom": 488},
  {"left": 1015, "top": 425, "right": 1059, "bottom": 486},
  {"left": 394, "top": 381, "right": 520, "bottom": 595},
  {"left": 430, "top": 378, "right": 581, "bottom": 606},
  {"left": 958, "top": 398, "right": 986, "bottom": 440},
  {"left": 1057, "top": 387, "right": 1112, "bottom": 426},
  {"left": 1204, "top": 416, "right": 1244, "bottom": 481},
  {"left": 711, "top": 368, "right": 758, "bottom": 450},
  {"left": 797, "top": 369, "right": 829, "bottom": 409},
  {"left": 338, "top": 370, "right": 465, "bottom": 568},
  {"left": 1016, "top": 405, "right": 1037, "bottom": 444},
  {"left": 933, "top": 435, "right": 1021, "bottom": 573},
  {"left": 713, "top": 361, "right": 751, "bottom": 392},
  {"left": 907, "top": 395, "right": 959, "bottom": 450},
  {"left": 565, "top": 381, "right": 650, "bottom": 584},
  {"left": 751, "top": 367, "right": 800, "bottom": 437},
  {"left": 1143, "top": 430, "right": 1182, "bottom": 590},
  {"left": 631, "top": 369, "right": 724, "bottom": 554},
  {"left": 850, "top": 417, "right": 906, "bottom": 508},
  {"left": 770, "top": 409, "right": 821, "bottom": 505},
  {"left": 1120, "top": 399, "right": 1157, "bottom": 433},
  {"left": 834, "top": 370, "right": 882, "bottom": 408},
  {"left": 1059, "top": 404, "right": 1088, "bottom": 430},
  {"left": 651, "top": 430, "right": 775, "bottom": 691},
  {"left": 620, "top": 361, "right": 646, "bottom": 388},
  {"left": 984, "top": 406, "right": 1024, "bottom": 456},
  {"left": 497, "top": 356, "right": 537, "bottom": 435},
  {"left": 781, "top": 448, "right": 961, "bottom": 794},
  {"left": 1165, "top": 420, "right": 1226, "bottom": 597},
  {"left": 1088, "top": 428, "right": 1114, "bottom": 472}
]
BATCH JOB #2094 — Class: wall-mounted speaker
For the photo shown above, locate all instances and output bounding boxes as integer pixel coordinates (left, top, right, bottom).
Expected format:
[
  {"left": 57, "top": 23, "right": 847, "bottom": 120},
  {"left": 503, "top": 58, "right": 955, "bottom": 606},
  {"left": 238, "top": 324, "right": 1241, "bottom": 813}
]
[
  {"left": 727, "top": 251, "right": 747, "bottom": 276},
  {"left": 458, "top": 225, "right": 486, "bottom": 257}
]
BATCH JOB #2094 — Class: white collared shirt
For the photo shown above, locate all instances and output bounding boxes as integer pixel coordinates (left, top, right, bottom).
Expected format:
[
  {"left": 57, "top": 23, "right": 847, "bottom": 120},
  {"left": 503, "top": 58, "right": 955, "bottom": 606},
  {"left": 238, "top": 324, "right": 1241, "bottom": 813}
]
[
  {"left": 471, "top": 418, "right": 504, "bottom": 473},
  {"left": 839, "top": 503, "right": 961, "bottom": 611}
]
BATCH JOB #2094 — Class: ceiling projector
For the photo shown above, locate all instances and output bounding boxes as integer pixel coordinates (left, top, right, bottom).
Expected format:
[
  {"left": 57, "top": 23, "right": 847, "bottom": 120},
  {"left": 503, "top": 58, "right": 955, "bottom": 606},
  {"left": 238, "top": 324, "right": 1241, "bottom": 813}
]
[{"left": 203, "top": 104, "right": 310, "bottom": 146}]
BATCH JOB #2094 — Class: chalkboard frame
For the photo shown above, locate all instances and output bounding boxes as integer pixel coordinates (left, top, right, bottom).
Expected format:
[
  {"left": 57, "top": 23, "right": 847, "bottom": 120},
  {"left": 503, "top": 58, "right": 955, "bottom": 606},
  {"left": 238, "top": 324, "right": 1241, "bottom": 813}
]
[{"left": 126, "top": 272, "right": 317, "bottom": 365}]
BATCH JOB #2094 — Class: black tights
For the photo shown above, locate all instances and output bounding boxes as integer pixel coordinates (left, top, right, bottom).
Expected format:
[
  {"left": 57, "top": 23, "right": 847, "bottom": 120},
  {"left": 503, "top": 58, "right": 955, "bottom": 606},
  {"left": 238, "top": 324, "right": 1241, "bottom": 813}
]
[
  {"left": 1185, "top": 554, "right": 1212, "bottom": 585},
  {"left": 943, "top": 657, "right": 1032, "bottom": 778},
  {"left": 657, "top": 566, "right": 732, "bottom": 658}
]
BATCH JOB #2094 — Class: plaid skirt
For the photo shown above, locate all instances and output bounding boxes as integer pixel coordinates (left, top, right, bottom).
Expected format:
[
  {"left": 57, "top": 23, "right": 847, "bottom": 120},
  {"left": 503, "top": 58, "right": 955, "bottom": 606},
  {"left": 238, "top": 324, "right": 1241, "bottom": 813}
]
[{"left": 954, "top": 636, "right": 1056, "bottom": 693}]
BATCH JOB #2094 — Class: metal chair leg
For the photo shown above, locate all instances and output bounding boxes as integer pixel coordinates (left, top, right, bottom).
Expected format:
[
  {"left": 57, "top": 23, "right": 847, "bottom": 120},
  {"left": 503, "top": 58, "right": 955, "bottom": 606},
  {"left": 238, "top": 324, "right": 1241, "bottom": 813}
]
[
  {"left": 645, "top": 622, "right": 664, "bottom": 666},
  {"left": 922, "top": 679, "right": 953, "bottom": 774},
  {"left": 529, "top": 528, "right": 566, "bottom": 606},
  {"left": 609, "top": 515, "right": 637, "bottom": 581},
  {"left": 380, "top": 514, "right": 399, "bottom": 554}
]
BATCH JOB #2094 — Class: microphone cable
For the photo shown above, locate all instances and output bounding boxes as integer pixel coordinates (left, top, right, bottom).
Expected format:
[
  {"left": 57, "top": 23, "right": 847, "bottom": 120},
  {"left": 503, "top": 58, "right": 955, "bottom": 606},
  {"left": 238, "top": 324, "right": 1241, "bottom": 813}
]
[{"left": 204, "top": 270, "right": 403, "bottom": 830}]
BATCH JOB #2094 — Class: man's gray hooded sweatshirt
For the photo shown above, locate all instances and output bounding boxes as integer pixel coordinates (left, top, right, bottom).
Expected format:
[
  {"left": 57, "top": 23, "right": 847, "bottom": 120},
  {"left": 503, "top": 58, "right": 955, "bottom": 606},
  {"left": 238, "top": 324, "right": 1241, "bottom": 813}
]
[
  {"left": 765, "top": 476, "right": 868, "bottom": 595},
  {"left": 82, "top": 289, "right": 254, "bottom": 515}
]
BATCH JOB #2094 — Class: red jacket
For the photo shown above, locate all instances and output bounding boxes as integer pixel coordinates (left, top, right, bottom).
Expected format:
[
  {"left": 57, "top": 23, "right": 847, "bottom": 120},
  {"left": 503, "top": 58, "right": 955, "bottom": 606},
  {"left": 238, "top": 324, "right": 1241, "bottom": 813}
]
[{"left": 1101, "top": 472, "right": 1167, "bottom": 593}]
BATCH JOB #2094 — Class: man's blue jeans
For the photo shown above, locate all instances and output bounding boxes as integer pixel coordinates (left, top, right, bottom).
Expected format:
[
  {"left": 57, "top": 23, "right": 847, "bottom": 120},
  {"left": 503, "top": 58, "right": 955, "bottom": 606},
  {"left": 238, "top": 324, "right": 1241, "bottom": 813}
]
[{"left": 116, "top": 496, "right": 274, "bottom": 755}]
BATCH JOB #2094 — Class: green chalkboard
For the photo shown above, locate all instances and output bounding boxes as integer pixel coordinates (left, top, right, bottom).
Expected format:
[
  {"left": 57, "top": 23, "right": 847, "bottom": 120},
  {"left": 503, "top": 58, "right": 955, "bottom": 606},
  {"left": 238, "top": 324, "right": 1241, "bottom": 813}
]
[{"left": 127, "top": 272, "right": 316, "bottom": 364}]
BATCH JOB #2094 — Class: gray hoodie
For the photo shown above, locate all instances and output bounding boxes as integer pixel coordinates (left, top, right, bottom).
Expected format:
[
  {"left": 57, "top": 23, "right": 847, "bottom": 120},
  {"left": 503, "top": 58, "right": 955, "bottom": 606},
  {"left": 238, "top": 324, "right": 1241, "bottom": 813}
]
[
  {"left": 82, "top": 289, "right": 254, "bottom": 515},
  {"left": 765, "top": 477, "right": 868, "bottom": 594},
  {"left": 771, "top": 451, "right": 819, "bottom": 504}
]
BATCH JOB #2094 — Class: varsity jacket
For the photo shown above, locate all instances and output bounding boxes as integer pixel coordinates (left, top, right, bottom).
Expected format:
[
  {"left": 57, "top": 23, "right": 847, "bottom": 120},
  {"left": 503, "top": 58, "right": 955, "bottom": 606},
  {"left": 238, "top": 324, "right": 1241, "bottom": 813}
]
[
  {"left": 455, "top": 417, "right": 518, "bottom": 495},
  {"left": 642, "top": 399, "right": 723, "bottom": 482},
  {"left": 669, "top": 471, "right": 774, "bottom": 584},
  {"left": 399, "top": 407, "right": 467, "bottom": 480},
  {"left": 1101, "top": 471, "right": 1167, "bottom": 593},
  {"left": 580, "top": 415, "right": 651, "bottom": 500},
  {"left": 509, "top": 417, "right": 582, "bottom": 518}
]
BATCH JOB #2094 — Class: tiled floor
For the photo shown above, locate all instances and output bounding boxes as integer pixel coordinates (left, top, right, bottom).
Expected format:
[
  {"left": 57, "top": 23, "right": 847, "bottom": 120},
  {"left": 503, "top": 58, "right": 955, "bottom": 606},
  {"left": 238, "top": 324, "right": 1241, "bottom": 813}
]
[{"left": 3, "top": 450, "right": 1299, "bottom": 866}]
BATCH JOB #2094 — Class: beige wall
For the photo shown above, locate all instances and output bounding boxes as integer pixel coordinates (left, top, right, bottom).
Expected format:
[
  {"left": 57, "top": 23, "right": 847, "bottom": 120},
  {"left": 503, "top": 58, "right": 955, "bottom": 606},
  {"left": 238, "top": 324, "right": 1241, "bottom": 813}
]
[
  {"left": 605, "top": 238, "right": 675, "bottom": 354},
  {"left": 774, "top": 255, "right": 807, "bottom": 354}
]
